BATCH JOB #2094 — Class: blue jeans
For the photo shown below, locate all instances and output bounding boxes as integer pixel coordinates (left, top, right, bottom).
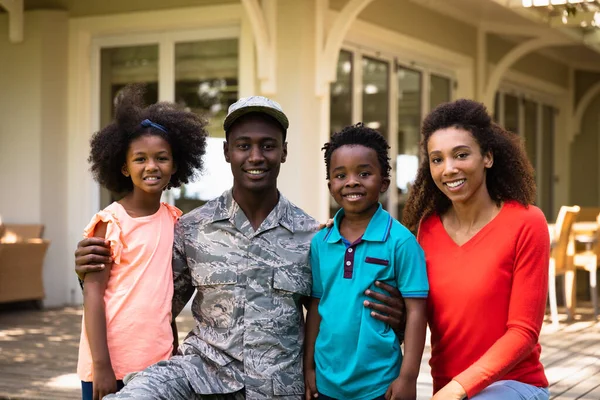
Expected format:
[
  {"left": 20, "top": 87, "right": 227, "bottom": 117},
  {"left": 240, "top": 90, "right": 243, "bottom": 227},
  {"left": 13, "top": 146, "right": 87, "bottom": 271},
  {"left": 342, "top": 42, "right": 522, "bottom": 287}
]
[
  {"left": 81, "top": 380, "right": 125, "bottom": 400},
  {"left": 318, "top": 393, "right": 385, "bottom": 400},
  {"left": 471, "top": 380, "right": 549, "bottom": 400}
]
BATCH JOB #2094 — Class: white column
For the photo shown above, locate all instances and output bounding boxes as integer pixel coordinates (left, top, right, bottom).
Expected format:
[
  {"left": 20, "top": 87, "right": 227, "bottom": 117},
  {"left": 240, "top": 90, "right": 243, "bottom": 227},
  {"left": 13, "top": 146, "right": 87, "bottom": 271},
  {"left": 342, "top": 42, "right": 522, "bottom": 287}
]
[{"left": 268, "top": 0, "right": 329, "bottom": 221}]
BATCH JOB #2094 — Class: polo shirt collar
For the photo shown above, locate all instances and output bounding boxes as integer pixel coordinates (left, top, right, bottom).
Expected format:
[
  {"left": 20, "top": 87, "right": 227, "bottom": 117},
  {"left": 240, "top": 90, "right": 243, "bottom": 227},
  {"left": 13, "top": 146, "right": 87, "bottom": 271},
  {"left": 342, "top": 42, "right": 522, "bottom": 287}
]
[
  {"left": 324, "top": 203, "right": 392, "bottom": 243},
  {"left": 209, "top": 189, "right": 295, "bottom": 234}
]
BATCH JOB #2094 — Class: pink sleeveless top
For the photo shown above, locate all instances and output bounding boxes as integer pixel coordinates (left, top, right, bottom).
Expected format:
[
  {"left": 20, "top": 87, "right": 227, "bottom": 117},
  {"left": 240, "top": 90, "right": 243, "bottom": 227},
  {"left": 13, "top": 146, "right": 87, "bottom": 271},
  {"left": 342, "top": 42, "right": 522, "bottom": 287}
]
[{"left": 77, "top": 202, "right": 182, "bottom": 381}]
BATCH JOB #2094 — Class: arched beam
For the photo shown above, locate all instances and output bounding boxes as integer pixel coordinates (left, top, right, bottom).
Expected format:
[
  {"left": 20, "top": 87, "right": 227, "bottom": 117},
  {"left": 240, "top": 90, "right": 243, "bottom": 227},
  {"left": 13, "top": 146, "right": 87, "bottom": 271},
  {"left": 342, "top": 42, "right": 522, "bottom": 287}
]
[
  {"left": 573, "top": 81, "right": 600, "bottom": 139},
  {"left": 0, "top": 0, "right": 23, "bottom": 43},
  {"left": 241, "top": 0, "right": 277, "bottom": 94},
  {"left": 483, "top": 37, "right": 570, "bottom": 108},
  {"left": 315, "top": 0, "right": 376, "bottom": 96}
]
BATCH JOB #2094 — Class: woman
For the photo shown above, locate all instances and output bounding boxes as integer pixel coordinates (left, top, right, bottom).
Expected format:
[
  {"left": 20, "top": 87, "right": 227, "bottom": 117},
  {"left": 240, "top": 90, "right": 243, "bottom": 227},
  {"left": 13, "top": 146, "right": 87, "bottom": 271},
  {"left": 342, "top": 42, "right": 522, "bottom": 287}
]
[{"left": 403, "top": 99, "right": 550, "bottom": 400}]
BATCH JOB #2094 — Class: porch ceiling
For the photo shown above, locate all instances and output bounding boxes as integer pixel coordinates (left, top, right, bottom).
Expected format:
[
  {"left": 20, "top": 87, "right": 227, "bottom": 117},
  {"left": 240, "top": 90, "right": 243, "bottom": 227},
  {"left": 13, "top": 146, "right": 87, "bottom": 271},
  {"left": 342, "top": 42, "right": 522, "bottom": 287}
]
[
  {"left": 21, "top": 0, "right": 237, "bottom": 17},
  {"left": 413, "top": 0, "right": 600, "bottom": 69}
]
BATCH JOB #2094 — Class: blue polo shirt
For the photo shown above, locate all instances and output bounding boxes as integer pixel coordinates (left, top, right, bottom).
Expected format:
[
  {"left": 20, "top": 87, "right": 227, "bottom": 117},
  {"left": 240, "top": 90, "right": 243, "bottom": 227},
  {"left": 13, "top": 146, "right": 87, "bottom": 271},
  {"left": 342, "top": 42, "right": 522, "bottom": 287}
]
[{"left": 310, "top": 204, "right": 428, "bottom": 400}]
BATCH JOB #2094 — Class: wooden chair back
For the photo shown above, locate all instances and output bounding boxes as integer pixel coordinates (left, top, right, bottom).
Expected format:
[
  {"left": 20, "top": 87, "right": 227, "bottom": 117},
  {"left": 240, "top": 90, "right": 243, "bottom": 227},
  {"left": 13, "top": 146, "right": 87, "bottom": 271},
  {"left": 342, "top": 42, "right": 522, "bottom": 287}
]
[
  {"left": 552, "top": 205, "right": 580, "bottom": 274},
  {"left": 3, "top": 224, "right": 45, "bottom": 240},
  {"left": 576, "top": 207, "right": 600, "bottom": 222}
]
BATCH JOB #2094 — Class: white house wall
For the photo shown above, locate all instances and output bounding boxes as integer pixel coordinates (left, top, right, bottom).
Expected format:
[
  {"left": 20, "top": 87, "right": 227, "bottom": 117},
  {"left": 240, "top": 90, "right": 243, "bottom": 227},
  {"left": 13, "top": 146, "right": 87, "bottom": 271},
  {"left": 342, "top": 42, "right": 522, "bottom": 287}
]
[
  {"left": 0, "top": 0, "right": 594, "bottom": 306},
  {"left": 0, "top": 10, "right": 69, "bottom": 307}
]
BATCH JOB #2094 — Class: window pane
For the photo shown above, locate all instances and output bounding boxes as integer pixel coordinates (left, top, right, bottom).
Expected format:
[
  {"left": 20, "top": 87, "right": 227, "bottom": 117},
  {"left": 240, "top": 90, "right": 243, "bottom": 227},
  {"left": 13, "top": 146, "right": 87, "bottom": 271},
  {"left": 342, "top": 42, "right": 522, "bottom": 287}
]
[
  {"left": 330, "top": 50, "right": 353, "bottom": 135},
  {"left": 362, "top": 56, "right": 390, "bottom": 211},
  {"left": 397, "top": 66, "right": 422, "bottom": 219},
  {"left": 362, "top": 57, "right": 389, "bottom": 138},
  {"left": 430, "top": 74, "right": 451, "bottom": 111},
  {"left": 523, "top": 99, "right": 537, "bottom": 170},
  {"left": 100, "top": 45, "right": 159, "bottom": 208},
  {"left": 541, "top": 105, "right": 555, "bottom": 219},
  {"left": 172, "top": 38, "right": 238, "bottom": 213},
  {"left": 174, "top": 39, "right": 238, "bottom": 139},
  {"left": 504, "top": 94, "right": 519, "bottom": 133},
  {"left": 493, "top": 91, "right": 500, "bottom": 123},
  {"left": 329, "top": 51, "right": 354, "bottom": 216}
]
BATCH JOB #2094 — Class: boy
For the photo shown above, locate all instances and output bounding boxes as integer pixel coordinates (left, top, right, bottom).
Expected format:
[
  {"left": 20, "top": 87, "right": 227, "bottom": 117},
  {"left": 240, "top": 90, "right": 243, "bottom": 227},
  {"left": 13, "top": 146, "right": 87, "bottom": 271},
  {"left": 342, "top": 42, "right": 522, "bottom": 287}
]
[{"left": 304, "top": 123, "right": 429, "bottom": 400}]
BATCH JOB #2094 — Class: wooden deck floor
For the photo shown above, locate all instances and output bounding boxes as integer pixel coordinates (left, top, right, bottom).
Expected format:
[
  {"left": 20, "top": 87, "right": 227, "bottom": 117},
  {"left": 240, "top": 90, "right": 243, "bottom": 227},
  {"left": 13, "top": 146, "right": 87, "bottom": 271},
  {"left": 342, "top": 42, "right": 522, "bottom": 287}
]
[{"left": 0, "top": 304, "right": 599, "bottom": 400}]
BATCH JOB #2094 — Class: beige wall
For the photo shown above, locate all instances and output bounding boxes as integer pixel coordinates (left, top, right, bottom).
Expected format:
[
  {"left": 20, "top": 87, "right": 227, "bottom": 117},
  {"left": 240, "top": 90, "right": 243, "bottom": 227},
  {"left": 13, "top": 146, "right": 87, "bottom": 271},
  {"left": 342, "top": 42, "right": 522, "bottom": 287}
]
[
  {"left": 487, "top": 35, "right": 569, "bottom": 89},
  {"left": 571, "top": 71, "right": 600, "bottom": 206},
  {"left": 0, "top": 11, "right": 70, "bottom": 307},
  {"left": 331, "top": 0, "right": 477, "bottom": 58},
  {"left": 0, "top": 14, "right": 42, "bottom": 223},
  {"left": 25, "top": 0, "right": 236, "bottom": 16}
]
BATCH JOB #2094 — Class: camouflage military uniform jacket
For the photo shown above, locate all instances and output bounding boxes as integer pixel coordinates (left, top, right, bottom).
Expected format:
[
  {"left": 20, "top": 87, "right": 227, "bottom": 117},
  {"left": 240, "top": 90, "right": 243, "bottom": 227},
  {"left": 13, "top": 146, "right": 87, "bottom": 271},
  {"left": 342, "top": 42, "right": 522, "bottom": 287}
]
[{"left": 171, "top": 190, "right": 319, "bottom": 399}]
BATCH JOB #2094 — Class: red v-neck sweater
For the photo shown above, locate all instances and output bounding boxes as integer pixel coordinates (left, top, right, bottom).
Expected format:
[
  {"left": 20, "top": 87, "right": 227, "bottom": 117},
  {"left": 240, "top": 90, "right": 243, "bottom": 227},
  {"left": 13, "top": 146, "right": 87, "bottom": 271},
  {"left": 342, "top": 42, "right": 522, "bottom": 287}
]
[{"left": 418, "top": 201, "right": 549, "bottom": 397}]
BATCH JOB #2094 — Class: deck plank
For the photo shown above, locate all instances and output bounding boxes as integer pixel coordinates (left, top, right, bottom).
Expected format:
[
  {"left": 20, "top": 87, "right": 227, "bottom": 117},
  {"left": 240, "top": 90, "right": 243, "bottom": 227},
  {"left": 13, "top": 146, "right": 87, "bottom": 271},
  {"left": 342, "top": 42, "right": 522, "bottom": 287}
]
[{"left": 0, "top": 306, "right": 599, "bottom": 400}]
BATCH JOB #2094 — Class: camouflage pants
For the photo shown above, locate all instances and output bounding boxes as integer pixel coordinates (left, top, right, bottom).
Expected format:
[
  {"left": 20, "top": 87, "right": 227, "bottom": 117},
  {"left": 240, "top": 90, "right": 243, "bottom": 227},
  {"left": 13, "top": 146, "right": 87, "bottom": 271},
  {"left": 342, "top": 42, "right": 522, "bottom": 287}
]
[{"left": 102, "top": 358, "right": 245, "bottom": 400}]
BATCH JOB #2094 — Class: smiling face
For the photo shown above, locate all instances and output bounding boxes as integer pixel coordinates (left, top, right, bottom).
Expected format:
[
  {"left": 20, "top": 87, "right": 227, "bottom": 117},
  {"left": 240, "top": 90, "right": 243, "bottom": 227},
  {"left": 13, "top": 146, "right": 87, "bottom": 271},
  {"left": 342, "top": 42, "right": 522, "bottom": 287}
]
[
  {"left": 328, "top": 144, "right": 390, "bottom": 218},
  {"left": 122, "top": 134, "right": 176, "bottom": 195},
  {"left": 224, "top": 114, "right": 287, "bottom": 195},
  {"left": 427, "top": 126, "right": 493, "bottom": 206}
]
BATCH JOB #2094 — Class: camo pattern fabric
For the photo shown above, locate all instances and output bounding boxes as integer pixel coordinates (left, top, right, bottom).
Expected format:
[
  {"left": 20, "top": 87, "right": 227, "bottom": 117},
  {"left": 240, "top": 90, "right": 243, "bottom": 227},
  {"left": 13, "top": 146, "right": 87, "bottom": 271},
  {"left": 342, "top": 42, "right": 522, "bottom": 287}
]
[{"left": 106, "top": 190, "right": 319, "bottom": 399}]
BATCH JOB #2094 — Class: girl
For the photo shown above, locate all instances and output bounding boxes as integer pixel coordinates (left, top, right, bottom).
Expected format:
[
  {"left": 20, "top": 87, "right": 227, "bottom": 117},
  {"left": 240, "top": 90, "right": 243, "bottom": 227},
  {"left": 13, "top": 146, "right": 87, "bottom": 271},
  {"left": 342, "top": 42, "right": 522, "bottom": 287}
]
[
  {"left": 77, "top": 84, "right": 208, "bottom": 400},
  {"left": 403, "top": 99, "right": 550, "bottom": 400}
]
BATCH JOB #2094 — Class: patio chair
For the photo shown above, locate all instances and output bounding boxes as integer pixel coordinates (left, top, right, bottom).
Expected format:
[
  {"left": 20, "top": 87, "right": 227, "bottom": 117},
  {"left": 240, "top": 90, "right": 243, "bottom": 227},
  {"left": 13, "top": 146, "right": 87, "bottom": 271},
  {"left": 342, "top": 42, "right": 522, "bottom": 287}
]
[
  {"left": 576, "top": 207, "right": 600, "bottom": 222},
  {"left": 572, "top": 213, "right": 599, "bottom": 320},
  {"left": 548, "top": 205, "right": 580, "bottom": 326}
]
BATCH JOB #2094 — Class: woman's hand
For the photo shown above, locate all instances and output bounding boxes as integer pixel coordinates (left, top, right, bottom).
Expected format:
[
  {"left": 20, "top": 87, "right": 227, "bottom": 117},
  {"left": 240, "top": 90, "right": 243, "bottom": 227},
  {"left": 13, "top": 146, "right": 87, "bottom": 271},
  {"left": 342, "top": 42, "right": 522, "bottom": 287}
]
[
  {"left": 364, "top": 281, "right": 406, "bottom": 341},
  {"left": 430, "top": 380, "right": 467, "bottom": 400}
]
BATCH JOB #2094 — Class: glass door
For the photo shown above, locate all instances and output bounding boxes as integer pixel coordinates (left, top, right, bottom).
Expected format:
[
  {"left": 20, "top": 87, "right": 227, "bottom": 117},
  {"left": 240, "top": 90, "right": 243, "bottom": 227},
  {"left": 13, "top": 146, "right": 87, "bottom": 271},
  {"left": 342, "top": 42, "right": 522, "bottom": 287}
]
[
  {"left": 99, "top": 44, "right": 159, "bottom": 208},
  {"left": 396, "top": 66, "right": 422, "bottom": 219},
  {"left": 172, "top": 38, "right": 238, "bottom": 214},
  {"left": 95, "top": 30, "right": 239, "bottom": 212},
  {"left": 493, "top": 92, "right": 556, "bottom": 219}
]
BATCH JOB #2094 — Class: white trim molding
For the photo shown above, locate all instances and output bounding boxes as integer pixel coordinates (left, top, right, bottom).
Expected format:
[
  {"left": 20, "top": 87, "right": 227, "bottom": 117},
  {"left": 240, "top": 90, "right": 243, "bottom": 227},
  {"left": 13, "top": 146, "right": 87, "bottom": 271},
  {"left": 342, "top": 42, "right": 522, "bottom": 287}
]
[
  {"left": 241, "top": 0, "right": 277, "bottom": 94},
  {"left": 315, "top": 0, "right": 376, "bottom": 97},
  {"left": 483, "top": 37, "right": 571, "bottom": 108},
  {"left": 573, "top": 81, "right": 600, "bottom": 139},
  {"left": 0, "top": 0, "right": 23, "bottom": 43}
]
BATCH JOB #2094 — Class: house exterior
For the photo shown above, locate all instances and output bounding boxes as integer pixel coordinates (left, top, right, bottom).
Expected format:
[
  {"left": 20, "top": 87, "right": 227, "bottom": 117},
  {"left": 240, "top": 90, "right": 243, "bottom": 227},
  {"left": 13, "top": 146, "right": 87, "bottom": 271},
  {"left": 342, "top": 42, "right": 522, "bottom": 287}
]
[{"left": 1, "top": 0, "right": 600, "bottom": 307}]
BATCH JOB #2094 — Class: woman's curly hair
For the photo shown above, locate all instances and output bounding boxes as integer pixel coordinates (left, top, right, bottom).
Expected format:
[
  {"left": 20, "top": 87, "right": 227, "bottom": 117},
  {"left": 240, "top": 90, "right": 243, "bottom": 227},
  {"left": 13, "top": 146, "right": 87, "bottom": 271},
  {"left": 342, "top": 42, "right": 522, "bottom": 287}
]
[
  {"left": 88, "top": 84, "right": 208, "bottom": 193},
  {"left": 322, "top": 123, "right": 391, "bottom": 179},
  {"left": 402, "top": 99, "right": 536, "bottom": 231}
]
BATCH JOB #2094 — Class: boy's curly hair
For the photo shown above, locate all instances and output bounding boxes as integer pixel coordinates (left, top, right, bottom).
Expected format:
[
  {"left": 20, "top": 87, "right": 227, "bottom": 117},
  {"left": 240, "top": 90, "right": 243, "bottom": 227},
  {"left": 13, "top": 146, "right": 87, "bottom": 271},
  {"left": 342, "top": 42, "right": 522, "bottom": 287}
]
[
  {"left": 322, "top": 123, "right": 391, "bottom": 179},
  {"left": 402, "top": 99, "right": 536, "bottom": 231},
  {"left": 88, "top": 84, "right": 208, "bottom": 193}
]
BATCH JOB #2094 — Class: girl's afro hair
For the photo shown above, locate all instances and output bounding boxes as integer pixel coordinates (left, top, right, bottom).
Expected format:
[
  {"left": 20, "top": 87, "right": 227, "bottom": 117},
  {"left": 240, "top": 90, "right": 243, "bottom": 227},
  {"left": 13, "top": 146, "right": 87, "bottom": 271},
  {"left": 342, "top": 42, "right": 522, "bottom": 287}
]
[{"left": 88, "top": 84, "right": 209, "bottom": 193}]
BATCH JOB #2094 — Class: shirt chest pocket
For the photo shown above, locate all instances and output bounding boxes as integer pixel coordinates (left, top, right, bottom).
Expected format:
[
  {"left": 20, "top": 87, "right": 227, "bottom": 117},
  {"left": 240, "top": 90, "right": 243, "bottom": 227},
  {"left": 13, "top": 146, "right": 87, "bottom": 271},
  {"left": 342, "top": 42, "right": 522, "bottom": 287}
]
[
  {"left": 364, "top": 256, "right": 396, "bottom": 283},
  {"left": 272, "top": 263, "right": 312, "bottom": 298},
  {"left": 192, "top": 267, "right": 238, "bottom": 329}
]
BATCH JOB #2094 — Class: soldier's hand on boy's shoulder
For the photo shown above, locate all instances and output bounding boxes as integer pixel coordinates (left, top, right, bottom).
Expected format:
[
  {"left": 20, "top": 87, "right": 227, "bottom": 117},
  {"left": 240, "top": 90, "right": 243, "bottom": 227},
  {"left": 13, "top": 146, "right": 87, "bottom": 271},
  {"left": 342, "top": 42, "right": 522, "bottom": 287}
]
[
  {"left": 363, "top": 281, "right": 407, "bottom": 342},
  {"left": 74, "top": 237, "right": 112, "bottom": 280},
  {"left": 318, "top": 218, "right": 334, "bottom": 230},
  {"left": 385, "top": 376, "right": 416, "bottom": 400}
]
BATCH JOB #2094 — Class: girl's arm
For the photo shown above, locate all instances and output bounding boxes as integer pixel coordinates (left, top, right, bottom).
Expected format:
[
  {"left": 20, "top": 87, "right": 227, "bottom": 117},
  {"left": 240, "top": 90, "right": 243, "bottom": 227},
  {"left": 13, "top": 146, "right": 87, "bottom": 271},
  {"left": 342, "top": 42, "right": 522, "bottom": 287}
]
[
  {"left": 448, "top": 213, "right": 550, "bottom": 398},
  {"left": 83, "top": 221, "right": 118, "bottom": 399},
  {"left": 304, "top": 297, "right": 321, "bottom": 400},
  {"left": 386, "top": 298, "right": 427, "bottom": 400}
]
